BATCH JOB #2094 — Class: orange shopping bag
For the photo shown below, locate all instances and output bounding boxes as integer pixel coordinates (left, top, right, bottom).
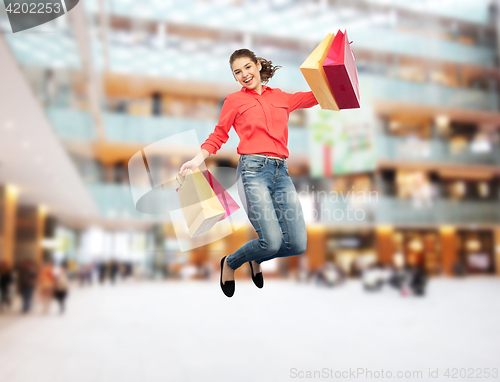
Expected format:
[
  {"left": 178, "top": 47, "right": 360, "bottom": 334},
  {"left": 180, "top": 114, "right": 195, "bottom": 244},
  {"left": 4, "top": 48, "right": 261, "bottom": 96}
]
[
  {"left": 300, "top": 33, "right": 339, "bottom": 111},
  {"left": 176, "top": 169, "right": 225, "bottom": 237}
]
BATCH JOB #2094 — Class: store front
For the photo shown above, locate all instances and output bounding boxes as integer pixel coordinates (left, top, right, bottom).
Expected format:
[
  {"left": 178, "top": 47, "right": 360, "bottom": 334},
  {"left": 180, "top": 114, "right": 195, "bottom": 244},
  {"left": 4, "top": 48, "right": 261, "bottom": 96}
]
[
  {"left": 393, "top": 229, "right": 441, "bottom": 275},
  {"left": 456, "top": 230, "right": 495, "bottom": 274},
  {"left": 325, "top": 229, "right": 375, "bottom": 277}
]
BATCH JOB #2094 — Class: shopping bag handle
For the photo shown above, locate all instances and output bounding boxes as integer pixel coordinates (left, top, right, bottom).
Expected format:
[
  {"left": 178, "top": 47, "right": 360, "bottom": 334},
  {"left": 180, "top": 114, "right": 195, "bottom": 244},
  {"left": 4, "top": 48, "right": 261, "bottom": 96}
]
[
  {"left": 349, "top": 40, "right": 356, "bottom": 62},
  {"left": 176, "top": 172, "right": 185, "bottom": 190}
]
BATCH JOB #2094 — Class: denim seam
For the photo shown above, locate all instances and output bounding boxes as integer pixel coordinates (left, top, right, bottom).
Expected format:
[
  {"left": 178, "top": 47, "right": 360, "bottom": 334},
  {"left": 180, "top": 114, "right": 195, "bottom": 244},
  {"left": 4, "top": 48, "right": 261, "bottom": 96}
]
[
  {"left": 241, "top": 170, "right": 264, "bottom": 251},
  {"left": 270, "top": 191, "right": 292, "bottom": 255},
  {"left": 226, "top": 167, "right": 248, "bottom": 270},
  {"left": 227, "top": 248, "right": 246, "bottom": 269}
]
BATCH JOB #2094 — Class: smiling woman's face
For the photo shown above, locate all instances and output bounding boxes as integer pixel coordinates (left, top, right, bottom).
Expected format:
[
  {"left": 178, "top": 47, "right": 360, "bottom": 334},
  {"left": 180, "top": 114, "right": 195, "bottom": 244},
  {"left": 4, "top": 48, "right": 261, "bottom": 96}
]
[{"left": 231, "top": 57, "right": 262, "bottom": 91}]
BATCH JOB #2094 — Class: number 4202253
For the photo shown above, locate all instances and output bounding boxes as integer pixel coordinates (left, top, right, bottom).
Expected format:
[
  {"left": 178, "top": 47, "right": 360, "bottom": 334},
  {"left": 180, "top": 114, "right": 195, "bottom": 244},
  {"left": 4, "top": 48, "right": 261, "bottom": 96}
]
[{"left": 6, "top": 2, "right": 62, "bottom": 14}]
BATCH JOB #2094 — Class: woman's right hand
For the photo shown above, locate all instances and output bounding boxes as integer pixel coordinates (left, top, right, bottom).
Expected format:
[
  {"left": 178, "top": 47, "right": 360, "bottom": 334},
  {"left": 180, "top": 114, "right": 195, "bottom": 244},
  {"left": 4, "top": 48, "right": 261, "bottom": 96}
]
[
  {"left": 179, "top": 159, "right": 199, "bottom": 178},
  {"left": 179, "top": 149, "right": 210, "bottom": 178}
]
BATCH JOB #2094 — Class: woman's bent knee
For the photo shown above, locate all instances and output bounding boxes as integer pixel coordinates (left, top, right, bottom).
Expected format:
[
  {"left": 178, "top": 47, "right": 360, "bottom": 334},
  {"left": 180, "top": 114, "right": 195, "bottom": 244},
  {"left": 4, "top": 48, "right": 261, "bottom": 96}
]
[
  {"left": 259, "top": 236, "right": 282, "bottom": 255},
  {"left": 290, "top": 240, "right": 307, "bottom": 256}
]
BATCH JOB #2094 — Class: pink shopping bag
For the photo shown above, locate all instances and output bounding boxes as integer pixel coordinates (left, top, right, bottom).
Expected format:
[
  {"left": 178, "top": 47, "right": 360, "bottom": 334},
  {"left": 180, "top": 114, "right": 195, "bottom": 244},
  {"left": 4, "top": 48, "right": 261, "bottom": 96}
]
[
  {"left": 202, "top": 170, "right": 240, "bottom": 220},
  {"left": 323, "top": 30, "right": 360, "bottom": 109}
]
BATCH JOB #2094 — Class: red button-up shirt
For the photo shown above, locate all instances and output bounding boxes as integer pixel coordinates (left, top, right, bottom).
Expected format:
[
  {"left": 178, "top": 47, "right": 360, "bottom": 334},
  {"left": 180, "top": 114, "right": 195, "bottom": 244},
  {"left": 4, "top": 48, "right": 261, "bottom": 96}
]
[{"left": 201, "top": 86, "right": 318, "bottom": 158}]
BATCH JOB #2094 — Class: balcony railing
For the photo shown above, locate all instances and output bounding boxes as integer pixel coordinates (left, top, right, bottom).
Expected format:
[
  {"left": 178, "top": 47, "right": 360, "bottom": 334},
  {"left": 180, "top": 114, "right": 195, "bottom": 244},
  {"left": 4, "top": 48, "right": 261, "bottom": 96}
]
[
  {"left": 47, "top": 108, "right": 310, "bottom": 154},
  {"left": 103, "top": 112, "right": 215, "bottom": 144},
  {"left": 87, "top": 183, "right": 176, "bottom": 220},
  {"left": 48, "top": 108, "right": 500, "bottom": 166},
  {"left": 376, "top": 135, "right": 500, "bottom": 165},
  {"left": 375, "top": 197, "right": 500, "bottom": 224},
  {"left": 46, "top": 80, "right": 499, "bottom": 147},
  {"left": 316, "top": 196, "right": 500, "bottom": 225},
  {"left": 363, "top": 0, "right": 492, "bottom": 25},
  {"left": 47, "top": 108, "right": 96, "bottom": 140},
  {"left": 367, "top": 75, "right": 499, "bottom": 112},
  {"left": 88, "top": 184, "right": 500, "bottom": 225}
]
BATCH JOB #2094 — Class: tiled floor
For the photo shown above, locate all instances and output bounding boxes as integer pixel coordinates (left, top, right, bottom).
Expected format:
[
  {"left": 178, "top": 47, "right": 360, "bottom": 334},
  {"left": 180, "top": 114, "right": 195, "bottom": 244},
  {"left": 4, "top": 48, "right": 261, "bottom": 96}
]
[{"left": 0, "top": 278, "right": 499, "bottom": 382}]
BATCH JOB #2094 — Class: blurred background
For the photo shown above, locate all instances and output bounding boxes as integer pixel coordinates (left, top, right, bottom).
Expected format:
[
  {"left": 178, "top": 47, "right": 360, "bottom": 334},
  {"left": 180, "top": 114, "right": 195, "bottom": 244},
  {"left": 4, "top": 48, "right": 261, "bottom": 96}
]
[
  {"left": 0, "top": 1, "right": 500, "bottom": 381},
  {"left": 1, "top": 0, "right": 499, "bottom": 281}
]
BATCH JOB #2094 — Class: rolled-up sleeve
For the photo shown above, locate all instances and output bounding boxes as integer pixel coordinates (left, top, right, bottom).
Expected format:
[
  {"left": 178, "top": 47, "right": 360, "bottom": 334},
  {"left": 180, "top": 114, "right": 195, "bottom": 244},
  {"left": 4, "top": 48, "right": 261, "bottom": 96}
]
[
  {"left": 284, "top": 91, "right": 318, "bottom": 112},
  {"left": 201, "top": 97, "right": 237, "bottom": 155}
]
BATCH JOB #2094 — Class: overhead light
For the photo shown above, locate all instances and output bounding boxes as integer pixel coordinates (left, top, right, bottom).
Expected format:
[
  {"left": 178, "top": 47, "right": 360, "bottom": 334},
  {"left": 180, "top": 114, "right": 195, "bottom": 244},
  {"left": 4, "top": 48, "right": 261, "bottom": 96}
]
[
  {"left": 4, "top": 121, "right": 14, "bottom": 130},
  {"left": 39, "top": 205, "right": 48, "bottom": 214},
  {"left": 409, "top": 239, "right": 424, "bottom": 252},
  {"left": 440, "top": 225, "right": 455, "bottom": 234},
  {"left": 466, "top": 239, "right": 481, "bottom": 252},
  {"left": 389, "top": 121, "right": 400, "bottom": 130},
  {"left": 21, "top": 141, "right": 31, "bottom": 149},
  {"left": 435, "top": 115, "right": 450, "bottom": 130},
  {"left": 6, "top": 184, "right": 19, "bottom": 197},
  {"left": 377, "top": 225, "right": 393, "bottom": 233}
]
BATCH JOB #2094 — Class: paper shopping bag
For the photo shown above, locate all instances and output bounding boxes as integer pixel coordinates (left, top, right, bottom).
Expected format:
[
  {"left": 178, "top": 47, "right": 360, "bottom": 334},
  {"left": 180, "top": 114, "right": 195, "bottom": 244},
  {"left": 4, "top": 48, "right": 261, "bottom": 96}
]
[
  {"left": 322, "top": 30, "right": 360, "bottom": 109},
  {"left": 201, "top": 170, "right": 240, "bottom": 220},
  {"left": 300, "top": 33, "right": 339, "bottom": 111},
  {"left": 176, "top": 170, "right": 225, "bottom": 237}
]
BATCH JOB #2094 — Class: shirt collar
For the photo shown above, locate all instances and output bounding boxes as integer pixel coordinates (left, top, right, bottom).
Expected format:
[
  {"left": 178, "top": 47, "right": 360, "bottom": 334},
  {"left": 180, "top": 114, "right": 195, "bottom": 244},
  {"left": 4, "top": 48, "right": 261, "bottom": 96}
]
[{"left": 241, "top": 85, "right": 272, "bottom": 94}]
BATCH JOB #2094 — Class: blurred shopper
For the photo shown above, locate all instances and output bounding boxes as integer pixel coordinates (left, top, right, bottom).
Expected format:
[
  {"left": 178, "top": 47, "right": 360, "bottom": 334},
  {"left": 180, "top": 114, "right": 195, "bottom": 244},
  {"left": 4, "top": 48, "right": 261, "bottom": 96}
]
[
  {"left": 0, "top": 261, "right": 14, "bottom": 311},
  {"left": 388, "top": 253, "right": 407, "bottom": 292},
  {"left": 316, "top": 261, "right": 344, "bottom": 287},
  {"left": 386, "top": 264, "right": 425, "bottom": 297},
  {"left": 350, "top": 260, "right": 363, "bottom": 278},
  {"left": 452, "top": 261, "right": 467, "bottom": 277},
  {"left": 97, "top": 261, "right": 107, "bottom": 284},
  {"left": 409, "top": 265, "right": 428, "bottom": 297},
  {"left": 109, "top": 260, "right": 119, "bottom": 284},
  {"left": 18, "top": 259, "right": 38, "bottom": 313},
  {"left": 180, "top": 49, "right": 318, "bottom": 297},
  {"left": 133, "top": 263, "right": 145, "bottom": 281},
  {"left": 152, "top": 92, "right": 162, "bottom": 116},
  {"left": 78, "top": 263, "right": 93, "bottom": 287},
  {"left": 362, "top": 263, "right": 384, "bottom": 291},
  {"left": 54, "top": 262, "right": 69, "bottom": 314},
  {"left": 41, "top": 69, "right": 59, "bottom": 107},
  {"left": 38, "top": 260, "right": 55, "bottom": 314},
  {"left": 388, "top": 264, "right": 407, "bottom": 293},
  {"left": 85, "top": 263, "right": 95, "bottom": 285},
  {"left": 296, "top": 256, "right": 314, "bottom": 283}
]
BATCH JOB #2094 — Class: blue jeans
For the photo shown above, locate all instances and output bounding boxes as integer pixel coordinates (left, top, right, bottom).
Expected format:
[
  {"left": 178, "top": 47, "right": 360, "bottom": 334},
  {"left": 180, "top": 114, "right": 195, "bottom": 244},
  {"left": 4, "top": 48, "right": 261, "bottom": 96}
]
[{"left": 226, "top": 154, "right": 307, "bottom": 270}]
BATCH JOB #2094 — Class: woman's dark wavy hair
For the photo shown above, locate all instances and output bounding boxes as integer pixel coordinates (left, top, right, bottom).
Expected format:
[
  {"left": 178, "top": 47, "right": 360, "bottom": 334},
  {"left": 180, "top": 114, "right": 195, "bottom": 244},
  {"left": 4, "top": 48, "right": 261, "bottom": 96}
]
[{"left": 229, "top": 49, "right": 281, "bottom": 85}]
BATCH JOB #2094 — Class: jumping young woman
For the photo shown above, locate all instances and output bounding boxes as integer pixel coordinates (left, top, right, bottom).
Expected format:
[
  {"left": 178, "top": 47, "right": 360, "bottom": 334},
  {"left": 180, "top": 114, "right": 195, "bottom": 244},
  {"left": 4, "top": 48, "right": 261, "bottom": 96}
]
[{"left": 179, "top": 49, "right": 318, "bottom": 297}]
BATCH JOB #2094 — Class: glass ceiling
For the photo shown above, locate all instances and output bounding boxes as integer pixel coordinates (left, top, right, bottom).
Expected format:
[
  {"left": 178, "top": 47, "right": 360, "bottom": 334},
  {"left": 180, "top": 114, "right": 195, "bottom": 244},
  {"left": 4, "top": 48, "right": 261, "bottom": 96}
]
[
  {"left": 84, "top": 0, "right": 494, "bottom": 26},
  {"left": 0, "top": 0, "right": 495, "bottom": 79}
]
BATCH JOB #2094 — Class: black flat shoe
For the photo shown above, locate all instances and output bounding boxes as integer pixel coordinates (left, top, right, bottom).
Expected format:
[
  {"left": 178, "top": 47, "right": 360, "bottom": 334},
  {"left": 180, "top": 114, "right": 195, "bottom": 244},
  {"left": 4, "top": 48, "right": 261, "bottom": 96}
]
[
  {"left": 220, "top": 256, "right": 235, "bottom": 297},
  {"left": 249, "top": 261, "right": 264, "bottom": 289}
]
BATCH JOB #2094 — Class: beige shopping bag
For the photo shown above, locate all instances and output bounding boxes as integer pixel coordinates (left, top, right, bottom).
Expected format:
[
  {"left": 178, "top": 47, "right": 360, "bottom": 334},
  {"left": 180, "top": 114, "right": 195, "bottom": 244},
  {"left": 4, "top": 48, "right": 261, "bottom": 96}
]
[
  {"left": 176, "top": 170, "right": 225, "bottom": 237},
  {"left": 300, "top": 33, "right": 340, "bottom": 111}
]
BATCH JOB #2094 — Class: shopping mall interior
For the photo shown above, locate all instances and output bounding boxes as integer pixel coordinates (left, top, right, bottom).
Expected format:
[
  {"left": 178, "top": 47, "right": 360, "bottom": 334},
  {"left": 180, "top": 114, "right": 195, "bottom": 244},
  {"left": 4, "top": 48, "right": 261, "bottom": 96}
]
[{"left": 0, "top": 1, "right": 499, "bottom": 381}]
